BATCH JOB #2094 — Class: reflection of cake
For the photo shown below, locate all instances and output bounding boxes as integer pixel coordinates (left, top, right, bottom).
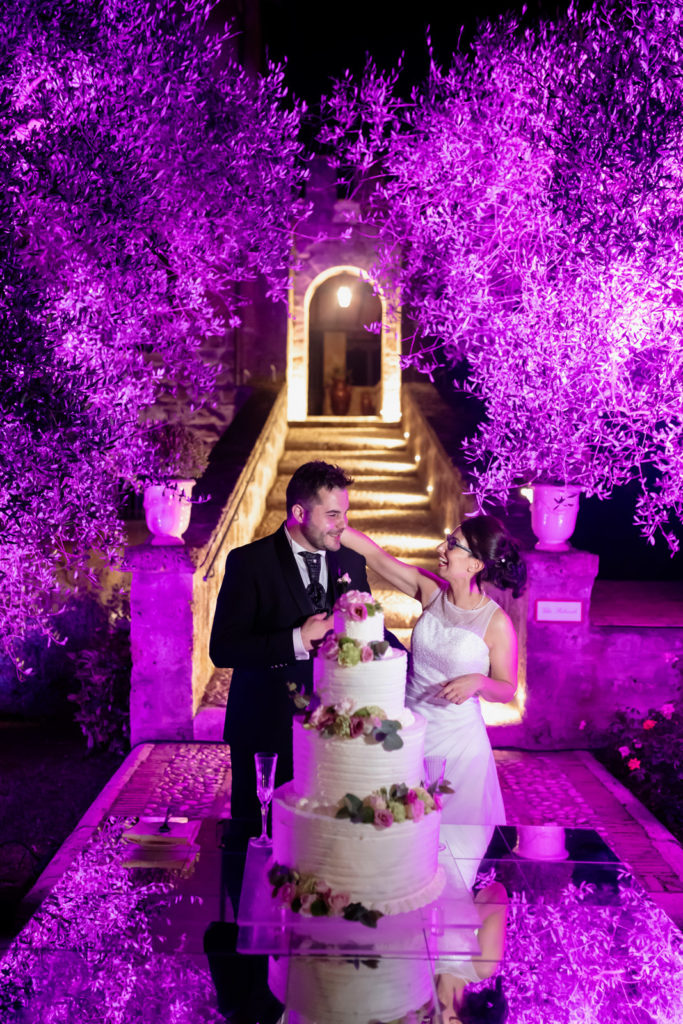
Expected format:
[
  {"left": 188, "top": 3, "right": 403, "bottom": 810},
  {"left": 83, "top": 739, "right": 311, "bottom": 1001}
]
[
  {"left": 268, "top": 955, "right": 434, "bottom": 1024},
  {"left": 271, "top": 592, "right": 444, "bottom": 917},
  {"left": 515, "top": 825, "right": 569, "bottom": 861}
]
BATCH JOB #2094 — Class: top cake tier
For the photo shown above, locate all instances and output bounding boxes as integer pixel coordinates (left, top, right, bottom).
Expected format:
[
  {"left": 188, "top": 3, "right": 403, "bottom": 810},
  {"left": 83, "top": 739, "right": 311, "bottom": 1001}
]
[
  {"left": 332, "top": 590, "right": 384, "bottom": 645},
  {"left": 314, "top": 592, "right": 407, "bottom": 718}
]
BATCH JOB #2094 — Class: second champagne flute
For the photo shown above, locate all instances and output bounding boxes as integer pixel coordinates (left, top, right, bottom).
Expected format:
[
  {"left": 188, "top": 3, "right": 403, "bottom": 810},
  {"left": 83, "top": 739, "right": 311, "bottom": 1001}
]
[
  {"left": 252, "top": 752, "right": 278, "bottom": 847},
  {"left": 423, "top": 755, "right": 447, "bottom": 851}
]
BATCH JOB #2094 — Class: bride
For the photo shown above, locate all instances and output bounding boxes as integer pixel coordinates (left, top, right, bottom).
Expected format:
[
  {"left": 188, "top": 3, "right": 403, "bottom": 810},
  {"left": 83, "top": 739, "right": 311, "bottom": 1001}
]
[{"left": 340, "top": 515, "right": 526, "bottom": 825}]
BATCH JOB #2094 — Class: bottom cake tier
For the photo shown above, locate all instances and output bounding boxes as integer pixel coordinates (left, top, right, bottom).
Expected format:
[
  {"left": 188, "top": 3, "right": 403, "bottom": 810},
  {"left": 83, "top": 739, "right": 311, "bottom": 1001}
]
[
  {"left": 268, "top": 955, "right": 435, "bottom": 1024},
  {"left": 271, "top": 782, "right": 445, "bottom": 915}
]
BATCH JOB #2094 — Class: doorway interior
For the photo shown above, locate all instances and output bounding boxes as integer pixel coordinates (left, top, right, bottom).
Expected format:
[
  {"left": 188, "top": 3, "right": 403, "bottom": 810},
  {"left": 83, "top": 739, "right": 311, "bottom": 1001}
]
[{"left": 307, "top": 273, "right": 382, "bottom": 416}]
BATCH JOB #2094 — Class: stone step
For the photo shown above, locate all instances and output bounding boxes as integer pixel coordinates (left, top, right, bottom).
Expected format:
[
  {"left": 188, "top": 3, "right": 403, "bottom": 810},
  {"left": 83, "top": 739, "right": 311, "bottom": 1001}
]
[
  {"left": 286, "top": 425, "right": 406, "bottom": 452},
  {"left": 267, "top": 475, "right": 430, "bottom": 510},
  {"left": 278, "top": 450, "right": 417, "bottom": 476}
]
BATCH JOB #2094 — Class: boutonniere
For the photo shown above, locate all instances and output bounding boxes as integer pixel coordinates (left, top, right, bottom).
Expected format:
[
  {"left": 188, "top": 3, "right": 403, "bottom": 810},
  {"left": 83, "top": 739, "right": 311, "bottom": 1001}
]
[{"left": 337, "top": 571, "right": 352, "bottom": 593}]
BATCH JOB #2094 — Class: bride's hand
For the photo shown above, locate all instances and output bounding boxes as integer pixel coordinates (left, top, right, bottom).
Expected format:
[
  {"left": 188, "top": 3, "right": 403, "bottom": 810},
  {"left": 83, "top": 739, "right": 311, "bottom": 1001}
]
[{"left": 438, "top": 673, "right": 483, "bottom": 704}]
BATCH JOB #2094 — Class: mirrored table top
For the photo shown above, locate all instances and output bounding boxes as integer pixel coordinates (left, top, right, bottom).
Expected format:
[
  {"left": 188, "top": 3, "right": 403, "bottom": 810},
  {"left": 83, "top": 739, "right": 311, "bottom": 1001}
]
[{"left": 1, "top": 817, "right": 681, "bottom": 1024}]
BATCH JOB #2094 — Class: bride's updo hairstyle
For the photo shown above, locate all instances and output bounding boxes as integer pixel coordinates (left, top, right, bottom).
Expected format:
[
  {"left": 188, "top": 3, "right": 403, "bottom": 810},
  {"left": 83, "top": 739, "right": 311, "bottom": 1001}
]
[
  {"left": 460, "top": 976, "right": 509, "bottom": 1024},
  {"left": 460, "top": 515, "right": 527, "bottom": 598}
]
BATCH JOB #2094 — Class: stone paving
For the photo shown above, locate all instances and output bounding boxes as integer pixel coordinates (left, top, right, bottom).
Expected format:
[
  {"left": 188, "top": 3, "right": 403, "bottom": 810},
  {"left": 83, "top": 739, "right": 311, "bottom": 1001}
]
[
  {"left": 495, "top": 750, "right": 600, "bottom": 827},
  {"left": 107, "top": 742, "right": 232, "bottom": 819}
]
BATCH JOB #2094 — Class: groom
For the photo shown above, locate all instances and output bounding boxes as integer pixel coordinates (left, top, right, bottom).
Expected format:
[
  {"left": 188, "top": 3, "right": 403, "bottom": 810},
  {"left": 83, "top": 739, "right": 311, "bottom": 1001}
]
[{"left": 210, "top": 460, "right": 377, "bottom": 824}]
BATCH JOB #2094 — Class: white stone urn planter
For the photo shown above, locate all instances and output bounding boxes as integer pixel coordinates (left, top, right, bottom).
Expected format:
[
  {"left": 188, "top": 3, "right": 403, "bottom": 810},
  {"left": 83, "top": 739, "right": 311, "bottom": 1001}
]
[
  {"left": 530, "top": 483, "right": 581, "bottom": 551},
  {"left": 143, "top": 479, "right": 195, "bottom": 545}
]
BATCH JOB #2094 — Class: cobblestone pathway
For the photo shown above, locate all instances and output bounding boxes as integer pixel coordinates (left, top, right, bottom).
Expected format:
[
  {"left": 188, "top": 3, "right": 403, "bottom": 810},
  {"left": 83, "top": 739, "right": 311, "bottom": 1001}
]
[
  {"left": 108, "top": 743, "right": 231, "bottom": 820},
  {"left": 495, "top": 750, "right": 600, "bottom": 827}
]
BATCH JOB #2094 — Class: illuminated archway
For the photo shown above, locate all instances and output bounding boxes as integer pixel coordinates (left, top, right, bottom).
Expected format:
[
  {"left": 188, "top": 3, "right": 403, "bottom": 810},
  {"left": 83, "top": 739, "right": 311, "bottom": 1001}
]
[{"left": 287, "top": 263, "right": 401, "bottom": 422}]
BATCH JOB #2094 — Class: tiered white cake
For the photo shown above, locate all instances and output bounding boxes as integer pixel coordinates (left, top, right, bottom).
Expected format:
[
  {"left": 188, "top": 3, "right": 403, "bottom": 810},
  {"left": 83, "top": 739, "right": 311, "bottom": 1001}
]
[{"left": 271, "top": 592, "right": 444, "bottom": 917}]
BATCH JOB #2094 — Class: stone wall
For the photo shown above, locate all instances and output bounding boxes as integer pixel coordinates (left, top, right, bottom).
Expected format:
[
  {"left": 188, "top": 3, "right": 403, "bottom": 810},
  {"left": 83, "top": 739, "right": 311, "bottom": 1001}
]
[
  {"left": 126, "top": 386, "right": 289, "bottom": 746},
  {"left": 489, "top": 549, "right": 683, "bottom": 749}
]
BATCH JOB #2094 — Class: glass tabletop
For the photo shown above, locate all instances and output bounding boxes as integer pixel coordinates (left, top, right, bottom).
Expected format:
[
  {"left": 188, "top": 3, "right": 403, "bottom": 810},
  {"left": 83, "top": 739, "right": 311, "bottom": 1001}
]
[{"left": 1, "top": 816, "right": 681, "bottom": 1024}]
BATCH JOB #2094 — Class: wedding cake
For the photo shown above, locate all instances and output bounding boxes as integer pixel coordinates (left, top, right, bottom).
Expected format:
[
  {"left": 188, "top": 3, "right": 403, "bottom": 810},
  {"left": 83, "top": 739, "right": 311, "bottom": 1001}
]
[{"left": 270, "top": 591, "right": 444, "bottom": 919}]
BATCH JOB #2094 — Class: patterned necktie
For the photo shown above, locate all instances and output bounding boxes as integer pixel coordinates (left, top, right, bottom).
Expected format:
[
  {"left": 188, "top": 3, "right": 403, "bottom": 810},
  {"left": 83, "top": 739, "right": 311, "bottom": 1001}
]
[{"left": 300, "top": 551, "right": 326, "bottom": 612}]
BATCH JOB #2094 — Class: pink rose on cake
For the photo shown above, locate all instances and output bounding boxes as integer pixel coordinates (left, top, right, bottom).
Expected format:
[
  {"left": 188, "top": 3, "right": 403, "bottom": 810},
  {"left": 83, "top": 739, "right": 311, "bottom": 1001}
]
[
  {"left": 299, "top": 893, "right": 317, "bottom": 914},
  {"left": 328, "top": 892, "right": 351, "bottom": 915},
  {"left": 349, "top": 716, "right": 365, "bottom": 738},
  {"left": 361, "top": 644, "right": 374, "bottom": 662},
  {"left": 316, "top": 881, "right": 332, "bottom": 901},
  {"left": 348, "top": 602, "right": 368, "bottom": 621},
  {"left": 278, "top": 882, "right": 297, "bottom": 905},
  {"left": 374, "top": 808, "right": 394, "bottom": 828},
  {"left": 307, "top": 705, "right": 327, "bottom": 728},
  {"left": 337, "top": 697, "right": 355, "bottom": 715},
  {"left": 308, "top": 706, "right": 336, "bottom": 731},
  {"left": 319, "top": 635, "right": 340, "bottom": 660},
  {"left": 406, "top": 798, "right": 425, "bottom": 822},
  {"left": 363, "top": 793, "right": 387, "bottom": 811}
]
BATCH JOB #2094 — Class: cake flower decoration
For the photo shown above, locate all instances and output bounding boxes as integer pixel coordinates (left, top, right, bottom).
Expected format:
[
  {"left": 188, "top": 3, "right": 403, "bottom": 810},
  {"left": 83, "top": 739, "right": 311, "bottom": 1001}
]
[
  {"left": 336, "top": 780, "right": 451, "bottom": 828},
  {"left": 336, "top": 591, "right": 382, "bottom": 617},
  {"left": 303, "top": 701, "right": 404, "bottom": 750}
]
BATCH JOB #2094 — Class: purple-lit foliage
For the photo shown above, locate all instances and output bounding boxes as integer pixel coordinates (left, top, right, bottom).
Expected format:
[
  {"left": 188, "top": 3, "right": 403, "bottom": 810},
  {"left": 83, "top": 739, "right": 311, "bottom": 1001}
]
[
  {"left": 323, "top": 0, "right": 683, "bottom": 551},
  {"left": 0, "top": 818, "right": 223, "bottom": 1023},
  {"left": 0, "top": 0, "right": 306, "bottom": 657},
  {"left": 471, "top": 865, "right": 683, "bottom": 1023}
]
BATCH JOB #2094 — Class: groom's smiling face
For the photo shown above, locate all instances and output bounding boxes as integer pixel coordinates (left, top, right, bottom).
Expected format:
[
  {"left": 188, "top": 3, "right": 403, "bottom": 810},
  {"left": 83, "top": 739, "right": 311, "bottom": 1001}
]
[{"left": 296, "top": 486, "right": 349, "bottom": 552}]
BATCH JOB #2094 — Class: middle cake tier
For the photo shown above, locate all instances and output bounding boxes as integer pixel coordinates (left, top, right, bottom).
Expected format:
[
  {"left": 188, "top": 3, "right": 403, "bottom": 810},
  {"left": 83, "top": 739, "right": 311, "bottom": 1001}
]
[
  {"left": 291, "top": 714, "right": 426, "bottom": 805},
  {"left": 313, "top": 648, "right": 407, "bottom": 720}
]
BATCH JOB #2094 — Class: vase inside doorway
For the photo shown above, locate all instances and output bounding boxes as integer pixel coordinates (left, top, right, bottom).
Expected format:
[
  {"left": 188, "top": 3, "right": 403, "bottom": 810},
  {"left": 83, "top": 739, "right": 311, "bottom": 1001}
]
[
  {"left": 329, "top": 375, "right": 352, "bottom": 416},
  {"left": 530, "top": 483, "right": 581, "bottom": 551}
]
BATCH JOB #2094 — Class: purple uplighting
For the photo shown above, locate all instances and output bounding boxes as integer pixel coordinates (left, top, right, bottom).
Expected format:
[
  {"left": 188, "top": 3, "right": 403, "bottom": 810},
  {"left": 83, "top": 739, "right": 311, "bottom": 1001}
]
[
  {"left": 323, "top": 0, "right": 683, "bottom": 552},
  {"left": 2, "top": 2, "right": 683, "bottom": 1021},
  {"left": 0, "top": 0, "right": 306, "bottom": 653}
]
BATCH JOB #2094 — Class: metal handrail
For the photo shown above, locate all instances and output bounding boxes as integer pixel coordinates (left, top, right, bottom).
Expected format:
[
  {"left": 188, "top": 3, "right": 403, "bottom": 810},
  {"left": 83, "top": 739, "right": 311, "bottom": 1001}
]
[{"left": 199, "top": 387, "right": 286, "bottom": 582}]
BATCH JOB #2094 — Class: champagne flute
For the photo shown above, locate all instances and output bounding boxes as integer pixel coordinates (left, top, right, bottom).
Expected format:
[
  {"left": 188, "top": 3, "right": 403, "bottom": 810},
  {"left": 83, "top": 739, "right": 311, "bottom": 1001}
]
[
  {"left": 423, "top": 755, "right": 446, "bottom": 790},
  {"left": 423, "top": 755, "right": 447, "bottom": 851},
  {"left": 252, "top": 752, "right": 278, "bottom": 847}
]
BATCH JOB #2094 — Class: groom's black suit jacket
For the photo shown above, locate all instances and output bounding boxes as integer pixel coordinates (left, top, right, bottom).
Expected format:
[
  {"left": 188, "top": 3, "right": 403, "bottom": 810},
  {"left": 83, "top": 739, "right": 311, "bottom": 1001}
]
[{"left": 209, "top": 523, "right": 371, "bottom": 754}]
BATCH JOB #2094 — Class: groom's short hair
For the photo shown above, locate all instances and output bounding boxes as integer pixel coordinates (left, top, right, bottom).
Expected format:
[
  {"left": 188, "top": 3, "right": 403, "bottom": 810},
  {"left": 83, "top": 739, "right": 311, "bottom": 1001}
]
[{"left": 286, "top": 461, "right": 354, "bottom": 515}]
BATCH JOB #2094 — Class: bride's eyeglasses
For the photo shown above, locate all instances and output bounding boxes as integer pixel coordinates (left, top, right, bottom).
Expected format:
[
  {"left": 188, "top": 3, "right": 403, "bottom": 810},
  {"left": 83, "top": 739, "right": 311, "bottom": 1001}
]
[{"left": 446, "top": 533, "right": 474, "bottom": 556}]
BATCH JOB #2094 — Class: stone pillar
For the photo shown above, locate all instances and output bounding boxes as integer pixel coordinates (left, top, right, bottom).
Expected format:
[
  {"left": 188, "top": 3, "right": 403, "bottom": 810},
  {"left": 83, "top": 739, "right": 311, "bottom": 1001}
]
[
  {"left": 522, "top": 548, "right": 599, "bottom": 745},
  {"left": 126, "top": 545, "right": 197, "bottom": 746}
]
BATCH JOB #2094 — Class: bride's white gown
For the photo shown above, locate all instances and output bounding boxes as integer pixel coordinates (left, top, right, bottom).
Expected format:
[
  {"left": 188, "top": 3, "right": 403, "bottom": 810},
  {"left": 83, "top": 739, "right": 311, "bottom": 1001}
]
[{"left": 406, "top": 588, "right": 505, "bottom": 828}]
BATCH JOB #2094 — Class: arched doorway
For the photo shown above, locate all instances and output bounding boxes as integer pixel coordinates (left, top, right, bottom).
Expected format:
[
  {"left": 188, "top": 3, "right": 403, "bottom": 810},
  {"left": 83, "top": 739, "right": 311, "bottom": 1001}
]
[
  {"left": 307, "top": 272, "right": 382, "bottom": 416},
  {"left": 287, "top": 259, "right": 401, "bottom": 422}
]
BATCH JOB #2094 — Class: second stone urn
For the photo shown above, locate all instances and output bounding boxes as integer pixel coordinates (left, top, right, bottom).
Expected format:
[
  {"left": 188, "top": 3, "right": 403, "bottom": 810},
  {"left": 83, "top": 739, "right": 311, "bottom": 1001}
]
[{"left": 530, "top": 483, "right": 581, "bottom": 551}]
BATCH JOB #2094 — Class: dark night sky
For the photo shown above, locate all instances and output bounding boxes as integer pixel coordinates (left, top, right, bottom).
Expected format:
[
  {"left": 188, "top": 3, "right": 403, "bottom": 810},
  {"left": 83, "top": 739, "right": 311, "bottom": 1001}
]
[{"left": 260, "top": 0, "right": 563, "bottom": 103}]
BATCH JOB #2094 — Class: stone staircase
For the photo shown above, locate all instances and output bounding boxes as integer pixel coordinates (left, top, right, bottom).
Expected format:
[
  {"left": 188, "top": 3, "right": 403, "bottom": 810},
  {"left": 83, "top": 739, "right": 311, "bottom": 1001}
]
[{"left": 195, "top": 418, "right": 440, "bottom": 738}]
